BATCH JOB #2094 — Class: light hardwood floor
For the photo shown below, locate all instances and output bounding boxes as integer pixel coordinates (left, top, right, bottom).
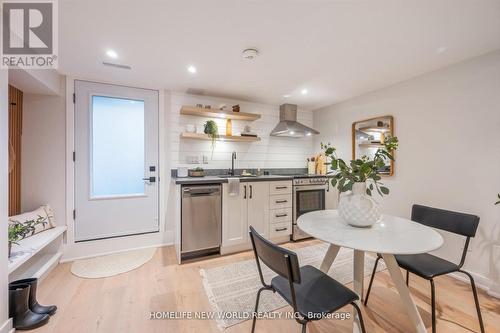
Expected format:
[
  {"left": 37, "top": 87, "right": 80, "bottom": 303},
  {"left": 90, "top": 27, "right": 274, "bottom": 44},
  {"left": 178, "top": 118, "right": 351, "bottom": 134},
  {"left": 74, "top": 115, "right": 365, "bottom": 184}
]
[{"left": 33, "top": 241, "right": 500, "bottom": 333}]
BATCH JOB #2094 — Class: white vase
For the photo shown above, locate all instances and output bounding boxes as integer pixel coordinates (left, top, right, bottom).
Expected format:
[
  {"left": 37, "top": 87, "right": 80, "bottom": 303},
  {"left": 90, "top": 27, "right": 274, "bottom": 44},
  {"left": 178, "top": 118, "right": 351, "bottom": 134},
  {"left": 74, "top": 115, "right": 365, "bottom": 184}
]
[{"left": 338, "top": 182, "right": 381, "bottom": 227}]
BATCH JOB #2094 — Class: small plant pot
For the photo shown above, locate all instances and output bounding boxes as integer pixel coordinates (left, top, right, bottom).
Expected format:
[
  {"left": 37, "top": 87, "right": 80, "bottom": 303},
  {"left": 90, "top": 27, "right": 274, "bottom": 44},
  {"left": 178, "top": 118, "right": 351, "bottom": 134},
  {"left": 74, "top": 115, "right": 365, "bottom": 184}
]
[{"left": 188, "top": 170, "right": 205, "bottom": 177}]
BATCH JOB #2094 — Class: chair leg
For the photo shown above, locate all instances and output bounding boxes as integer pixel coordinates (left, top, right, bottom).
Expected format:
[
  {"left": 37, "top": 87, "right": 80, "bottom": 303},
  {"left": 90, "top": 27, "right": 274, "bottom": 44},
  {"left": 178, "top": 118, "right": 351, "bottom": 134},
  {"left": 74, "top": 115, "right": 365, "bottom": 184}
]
[
  {"left": 301, "top": 322, "right": 307, "bottom": 333},
  {"left": 458, "top": 270, "right": 485, "bottom": 333},
  {"left": 406, "top": 270, "right": 410, "bottom": 286},
  {"left": 352, "top": 302, "right": 367, "bottom": 333},
  {"left": 251, "top": 287, "right": 267, "bottom": 333},
  {"left": 364, "top": 256, "right": 381, "bottom": 306},
  {"left": 430, "top": 279, "right": 436, "bottom": 333}
]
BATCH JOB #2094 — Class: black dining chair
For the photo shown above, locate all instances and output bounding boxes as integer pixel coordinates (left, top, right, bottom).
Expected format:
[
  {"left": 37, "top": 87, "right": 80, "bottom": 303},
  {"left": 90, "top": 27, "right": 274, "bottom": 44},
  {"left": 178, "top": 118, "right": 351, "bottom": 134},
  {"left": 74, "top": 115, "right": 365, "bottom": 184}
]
[
  {"left": 249, "top": 226, "right": 366, "bottom": 333},
  {"left": 364, "top": 204, "right": 484, "bottom": 333}
]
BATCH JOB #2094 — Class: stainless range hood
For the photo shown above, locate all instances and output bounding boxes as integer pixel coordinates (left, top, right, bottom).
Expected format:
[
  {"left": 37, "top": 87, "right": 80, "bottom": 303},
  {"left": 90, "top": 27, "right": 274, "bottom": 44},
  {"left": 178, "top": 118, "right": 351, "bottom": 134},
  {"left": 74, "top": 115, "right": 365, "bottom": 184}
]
[{"left": 270, "top": 104, "right": 320, "bottom": 137}]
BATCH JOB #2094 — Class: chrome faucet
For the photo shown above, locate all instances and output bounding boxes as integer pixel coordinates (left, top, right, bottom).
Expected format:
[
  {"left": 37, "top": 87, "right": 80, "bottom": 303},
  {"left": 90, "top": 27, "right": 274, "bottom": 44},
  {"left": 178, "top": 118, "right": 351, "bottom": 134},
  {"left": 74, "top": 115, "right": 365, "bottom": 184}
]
[{"left": 229, "top": 151, "right": 237, "bottom": 176}]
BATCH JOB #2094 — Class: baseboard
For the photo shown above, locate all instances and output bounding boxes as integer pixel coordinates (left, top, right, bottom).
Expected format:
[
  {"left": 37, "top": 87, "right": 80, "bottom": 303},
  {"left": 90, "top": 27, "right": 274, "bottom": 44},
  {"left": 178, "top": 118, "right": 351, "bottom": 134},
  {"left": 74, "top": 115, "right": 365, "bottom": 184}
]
[
  {"left": 61, "top": 241, "right": 174, "bottom": 263},
  {"left": 449, "top": 271, "right": 500, "bottom": 299},
  {"left": 0, "top": 318, "right": 13, "bottom": 333},
  {"left": 61, "top": 230, "right": 174, "bottom": 262}
]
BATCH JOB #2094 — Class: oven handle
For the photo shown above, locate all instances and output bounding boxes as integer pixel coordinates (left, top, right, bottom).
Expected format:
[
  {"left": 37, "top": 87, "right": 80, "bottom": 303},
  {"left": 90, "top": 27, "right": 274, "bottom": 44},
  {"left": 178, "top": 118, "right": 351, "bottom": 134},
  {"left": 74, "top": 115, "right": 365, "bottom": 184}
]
[{"left": 293, "top": 185, "right": 328, "bottom": 191}]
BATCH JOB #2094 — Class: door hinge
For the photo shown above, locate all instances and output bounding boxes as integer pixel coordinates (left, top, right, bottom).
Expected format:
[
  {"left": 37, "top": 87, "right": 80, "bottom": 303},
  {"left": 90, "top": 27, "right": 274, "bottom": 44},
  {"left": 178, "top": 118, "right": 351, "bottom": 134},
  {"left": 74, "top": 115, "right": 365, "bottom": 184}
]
[
  {"left": 73, "top": 209, "right": 76, "bottom": 220},
  {"left": 73, "top": 93, "right": 75, "bottom": 103},
  {"left": 72, "top": 151, "right": 75, "bottom": 162}
]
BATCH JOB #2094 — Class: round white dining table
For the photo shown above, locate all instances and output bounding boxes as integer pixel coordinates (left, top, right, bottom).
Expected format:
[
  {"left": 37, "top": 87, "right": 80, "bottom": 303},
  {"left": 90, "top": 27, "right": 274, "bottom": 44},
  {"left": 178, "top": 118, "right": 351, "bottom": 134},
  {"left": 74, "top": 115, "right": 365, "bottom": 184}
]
[{"left": 298, "top": 210, "right": 444, "bottom": 333}]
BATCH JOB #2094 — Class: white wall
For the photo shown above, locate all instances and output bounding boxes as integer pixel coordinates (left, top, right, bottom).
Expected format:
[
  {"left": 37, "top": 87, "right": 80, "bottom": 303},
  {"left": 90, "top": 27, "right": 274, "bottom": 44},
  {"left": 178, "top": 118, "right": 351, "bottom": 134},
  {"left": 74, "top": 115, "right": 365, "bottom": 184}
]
[
  {"left": 0, "top": 71, "right": 12, "bottom": 332},
  {"left": 313, "top": 50, "right": 500, "bottom": 292},
  {"left": 21, "top": 82, "right": 66, "bottom": 225},
  {"left": 170, "top": 93, "right": 314, "bottom": 170}
]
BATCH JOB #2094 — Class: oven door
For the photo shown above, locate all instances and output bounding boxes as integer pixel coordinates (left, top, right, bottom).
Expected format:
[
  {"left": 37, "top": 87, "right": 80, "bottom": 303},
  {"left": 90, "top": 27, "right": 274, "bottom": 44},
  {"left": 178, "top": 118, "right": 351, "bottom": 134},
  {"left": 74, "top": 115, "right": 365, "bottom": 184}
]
[{"left": 293, "top": 185, "right": 327, "bottom": 240}]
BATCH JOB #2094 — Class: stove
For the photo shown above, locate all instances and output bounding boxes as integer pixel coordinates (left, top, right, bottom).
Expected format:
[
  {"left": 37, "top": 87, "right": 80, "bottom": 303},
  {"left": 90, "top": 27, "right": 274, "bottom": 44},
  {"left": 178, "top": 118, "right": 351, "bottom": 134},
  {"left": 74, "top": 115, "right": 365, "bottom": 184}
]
[{"left": 290, "top": 174, "right": 329, "bottom": 241}]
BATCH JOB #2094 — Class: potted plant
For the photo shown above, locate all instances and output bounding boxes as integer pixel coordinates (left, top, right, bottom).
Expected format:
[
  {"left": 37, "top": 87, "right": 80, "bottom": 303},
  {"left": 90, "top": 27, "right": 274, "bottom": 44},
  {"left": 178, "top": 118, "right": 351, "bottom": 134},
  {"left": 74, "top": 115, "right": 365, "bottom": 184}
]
[
  {"left": 204, "top": 120, "right": 218, "bottom": 157},
  {"left": 321, "top": 136, "right": 399, "bottom": 227},
  {"left": 8, "top": 216, "right": 47, "bottom": 257},
  {"left": 188, "top": 167, "right": 205, "bottom": 177}
]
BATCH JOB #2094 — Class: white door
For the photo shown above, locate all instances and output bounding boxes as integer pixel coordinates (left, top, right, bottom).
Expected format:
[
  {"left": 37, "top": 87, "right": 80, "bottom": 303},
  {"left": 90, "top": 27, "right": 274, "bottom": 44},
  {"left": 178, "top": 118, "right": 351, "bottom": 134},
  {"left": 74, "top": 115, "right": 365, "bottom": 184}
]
[
  {"left": 222, "top": 183, "right": 248, "bottom": 247},
  {"left": 247, "top": 182, "right": 269, "bottom": 238},
  {"left": 74, "top": 80, "right": 159, "bottom": 241}
]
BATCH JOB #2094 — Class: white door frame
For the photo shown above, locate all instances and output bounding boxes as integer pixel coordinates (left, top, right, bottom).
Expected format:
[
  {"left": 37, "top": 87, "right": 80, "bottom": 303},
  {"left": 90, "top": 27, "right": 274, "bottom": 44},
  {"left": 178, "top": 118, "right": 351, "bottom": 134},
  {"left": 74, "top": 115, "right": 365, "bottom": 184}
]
[{"left": 63, "top": 77, "right": 171, "bottom": 261}]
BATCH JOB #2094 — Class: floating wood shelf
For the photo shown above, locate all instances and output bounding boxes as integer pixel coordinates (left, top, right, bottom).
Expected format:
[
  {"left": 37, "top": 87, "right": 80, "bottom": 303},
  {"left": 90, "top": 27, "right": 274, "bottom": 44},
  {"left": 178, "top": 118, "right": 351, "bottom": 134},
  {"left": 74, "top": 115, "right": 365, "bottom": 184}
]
[
  {"left": 358, "top": 126, "right": 391, "bottom": 133},
  {"left": 180, "top": 132, "right": 261, "bottom": 142},
  {"left": 358, "top": 143, "right": 384, "bottom": 148},
  {"left": 180, "top": 105, "right": 261, "bottom": 121}
]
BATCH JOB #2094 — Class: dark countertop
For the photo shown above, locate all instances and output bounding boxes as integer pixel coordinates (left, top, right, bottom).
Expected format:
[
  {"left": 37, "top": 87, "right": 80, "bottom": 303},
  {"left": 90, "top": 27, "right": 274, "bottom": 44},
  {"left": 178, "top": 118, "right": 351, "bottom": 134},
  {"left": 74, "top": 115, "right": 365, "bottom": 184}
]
[{"left": 173, "top": 175, "right": 293, "bottom": 185}]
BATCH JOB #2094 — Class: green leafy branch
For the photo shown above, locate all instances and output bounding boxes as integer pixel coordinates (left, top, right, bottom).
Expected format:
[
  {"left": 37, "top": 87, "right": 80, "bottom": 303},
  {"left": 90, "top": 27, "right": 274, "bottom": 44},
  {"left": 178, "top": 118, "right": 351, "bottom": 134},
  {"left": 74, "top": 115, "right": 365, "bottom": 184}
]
[
  {"left": 321, "top": 136, "right": 399, "bottom": 197},
  {"left": 8, "top": 215, "right": 48, "bottom": 244}
]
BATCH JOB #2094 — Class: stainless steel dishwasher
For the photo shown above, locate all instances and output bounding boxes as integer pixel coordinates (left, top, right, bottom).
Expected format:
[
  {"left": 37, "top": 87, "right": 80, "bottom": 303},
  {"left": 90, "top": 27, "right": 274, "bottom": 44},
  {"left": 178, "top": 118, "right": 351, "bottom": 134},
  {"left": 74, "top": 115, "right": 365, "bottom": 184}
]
[{"left": 181, "top": 184, "right": 222, "bottom": 259}]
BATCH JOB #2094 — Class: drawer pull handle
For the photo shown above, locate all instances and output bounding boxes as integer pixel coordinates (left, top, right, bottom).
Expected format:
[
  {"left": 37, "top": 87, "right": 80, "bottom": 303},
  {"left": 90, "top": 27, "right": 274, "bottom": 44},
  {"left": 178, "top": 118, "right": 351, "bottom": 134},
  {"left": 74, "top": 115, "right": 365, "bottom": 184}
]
[
  {"left": 275, "top": 200, "right": 288, "bottom": 203},
  {"left": 275, "top": 213, "right": 288, "bottom": 217},
  {"left": 275, "top": 186, "right": 288, "bottom": 189},
  {"left": 275, "top": 227, "right": 288, "bottom": 232}
]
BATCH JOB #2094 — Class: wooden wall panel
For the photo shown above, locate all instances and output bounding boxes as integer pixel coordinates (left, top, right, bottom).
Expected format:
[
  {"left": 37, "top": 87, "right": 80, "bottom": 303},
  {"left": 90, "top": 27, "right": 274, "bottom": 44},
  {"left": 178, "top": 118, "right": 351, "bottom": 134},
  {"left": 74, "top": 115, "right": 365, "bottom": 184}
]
[{"left": 8, "top": 85, "right": 23, "bottom": 216}]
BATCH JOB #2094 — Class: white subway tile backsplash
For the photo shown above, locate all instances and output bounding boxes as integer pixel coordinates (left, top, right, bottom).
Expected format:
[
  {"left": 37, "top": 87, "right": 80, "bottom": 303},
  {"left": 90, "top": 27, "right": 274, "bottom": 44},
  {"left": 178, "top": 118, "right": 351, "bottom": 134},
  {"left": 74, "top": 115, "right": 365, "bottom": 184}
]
[{"left": 169, "top": 93, "right": 315, "bottom": 169}]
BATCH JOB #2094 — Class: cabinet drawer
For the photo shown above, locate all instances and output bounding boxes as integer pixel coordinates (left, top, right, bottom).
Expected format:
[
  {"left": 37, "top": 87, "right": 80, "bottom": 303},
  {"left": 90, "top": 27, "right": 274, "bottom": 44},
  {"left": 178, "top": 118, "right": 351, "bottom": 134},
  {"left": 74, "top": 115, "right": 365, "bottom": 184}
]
[
  {"left": 269, "top": 194, "right": 292, "bottom": 209},
  {"left": 270, "top": 208, "right": 292, "bottom": 224},
  {"left": 270, "top": 181, "right": 292, "bottom": 195},
  {"left": 270, "top": 221, "right": 292, "bottom": 238}
]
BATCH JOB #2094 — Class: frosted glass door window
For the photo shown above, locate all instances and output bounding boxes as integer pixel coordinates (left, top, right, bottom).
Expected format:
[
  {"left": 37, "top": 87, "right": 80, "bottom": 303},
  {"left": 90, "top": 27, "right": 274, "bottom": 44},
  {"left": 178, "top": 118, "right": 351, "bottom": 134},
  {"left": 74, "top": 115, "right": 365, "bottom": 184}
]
[{"left": 91, "top": 96, "right": 145, "bottom": 198}]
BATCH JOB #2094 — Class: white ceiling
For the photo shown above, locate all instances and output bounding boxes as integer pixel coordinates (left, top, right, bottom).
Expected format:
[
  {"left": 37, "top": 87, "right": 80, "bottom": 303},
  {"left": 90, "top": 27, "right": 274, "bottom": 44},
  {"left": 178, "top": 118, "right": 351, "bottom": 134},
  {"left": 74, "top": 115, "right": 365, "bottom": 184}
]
[{"left": 58, "top": 0, "right": 500, "bottom": 110}]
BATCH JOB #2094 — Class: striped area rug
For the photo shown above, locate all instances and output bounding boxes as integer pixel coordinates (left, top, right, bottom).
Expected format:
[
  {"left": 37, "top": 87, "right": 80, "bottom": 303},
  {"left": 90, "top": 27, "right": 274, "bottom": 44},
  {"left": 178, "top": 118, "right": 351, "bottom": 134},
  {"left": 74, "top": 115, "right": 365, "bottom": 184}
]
[{"left": 200, "top": 243, "right": 385, "bottom": 330}]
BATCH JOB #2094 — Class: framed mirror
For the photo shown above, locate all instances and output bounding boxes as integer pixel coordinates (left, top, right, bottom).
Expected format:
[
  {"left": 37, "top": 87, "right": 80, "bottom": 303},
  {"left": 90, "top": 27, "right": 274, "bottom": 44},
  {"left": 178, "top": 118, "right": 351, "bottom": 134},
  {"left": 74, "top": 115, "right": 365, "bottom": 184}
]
[{"left": 352, "top": 115, "right": 394, "bottom": 176}]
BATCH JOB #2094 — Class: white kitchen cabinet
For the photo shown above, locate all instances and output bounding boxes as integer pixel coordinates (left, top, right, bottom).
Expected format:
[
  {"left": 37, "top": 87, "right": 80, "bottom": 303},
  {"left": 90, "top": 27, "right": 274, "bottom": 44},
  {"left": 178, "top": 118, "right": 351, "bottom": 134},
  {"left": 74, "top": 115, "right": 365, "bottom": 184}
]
[
  {"left": 269, "top": 221, "right": 292, "bottom": 238},
  {"left": 222, "top": 183, "right": 248, "bottom": 247},
  {"left": 221, "top": 180, "right": 291, "bottom": 253},
  {"left": 269, "top": 180, "right": 292, "bottom": 242},
  {"left": 270, "top": 181, "right": 292, "bottom": 195},
  {"left": 247, "top": 182, "right": 270, "bottom": 238},
  {"left": 269, "top": 194, "right": 292, "bottom": 209}
]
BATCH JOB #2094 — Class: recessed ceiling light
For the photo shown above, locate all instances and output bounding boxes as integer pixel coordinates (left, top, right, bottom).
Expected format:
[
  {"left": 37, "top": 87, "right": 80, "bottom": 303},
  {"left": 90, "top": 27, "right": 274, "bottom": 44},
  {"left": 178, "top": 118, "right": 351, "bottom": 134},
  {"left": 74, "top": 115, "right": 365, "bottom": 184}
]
[
  {"left": 283, "top": 94, "right": 291, "bottom": 98},
  {"left": 187, "top": 65, "right": 197, "bottom": 74},
  {"left": 290, "top": 131, "right": 295, "bottom": 135},
  {"left": 301, "top": 89, "right": 308, "bottom": 95},
  {"left": 242, "top": 48, "right": 259, "bottom": 60},
  {"left": 106, "top": 49, "right": 118, "bottom": 59},
  {"left": 306, "top": 132, "right": 312, "bottom": 136}
]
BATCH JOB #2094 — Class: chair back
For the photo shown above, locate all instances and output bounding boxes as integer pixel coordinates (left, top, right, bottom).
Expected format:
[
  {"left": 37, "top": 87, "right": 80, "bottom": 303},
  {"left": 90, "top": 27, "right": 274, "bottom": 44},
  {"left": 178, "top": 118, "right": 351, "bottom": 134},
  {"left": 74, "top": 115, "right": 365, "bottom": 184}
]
[
  {"left": 411, "top": 204, "right": 480, "bottom": 237},
  {"left": 249, "top": 226, "right": 301, "bottom": 284}
]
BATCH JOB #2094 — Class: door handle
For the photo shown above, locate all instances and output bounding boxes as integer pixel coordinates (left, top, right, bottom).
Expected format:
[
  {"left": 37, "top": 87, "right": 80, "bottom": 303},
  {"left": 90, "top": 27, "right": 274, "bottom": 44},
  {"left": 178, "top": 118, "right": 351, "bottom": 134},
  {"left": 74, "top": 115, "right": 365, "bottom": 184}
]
[
  {"left": 244, "top": 185, "right": 247, "bottom": 199},
  {"left": 275, "top": 186, "right": 288, "bottom": 189},
  {"left": 143, "top": 176, "right": 156, "bottom": 183},
  {"left": 275, "top": 213, "right": 288, "bottom": 217},
  {"left": 275, "top": 200, "right": 287, "bottom": 203},
  {"left": 275, "top": 227, "right": 288, "bottom": 232},
  {"left": 249, "top": 185, "right": 253, "bottom": 199}
]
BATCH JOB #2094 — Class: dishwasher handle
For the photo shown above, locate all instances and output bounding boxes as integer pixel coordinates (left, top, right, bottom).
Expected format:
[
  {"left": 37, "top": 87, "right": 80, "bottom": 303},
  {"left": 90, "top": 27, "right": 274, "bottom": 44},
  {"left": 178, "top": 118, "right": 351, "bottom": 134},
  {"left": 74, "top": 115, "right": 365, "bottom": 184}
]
[{"left": 183, "top": 186, "right": 221, "bottom": 197}]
